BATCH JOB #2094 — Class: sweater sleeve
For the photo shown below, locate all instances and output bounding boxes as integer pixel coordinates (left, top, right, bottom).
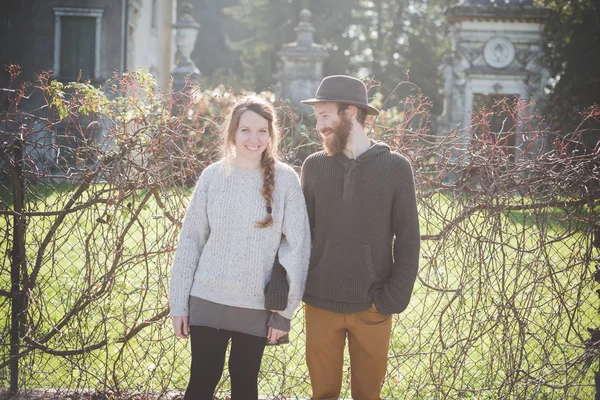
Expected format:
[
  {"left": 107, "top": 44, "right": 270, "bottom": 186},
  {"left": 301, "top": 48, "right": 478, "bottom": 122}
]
[
  {"left": 276, "top": 169, "right": 311, "bottom": 320},
  {"left": 373, "top": 157, "right": 421, "bottom": 316},
  {"left": 168, "top": 170, "right": 212, "bottom": 317},
  {"left": 267, "top": 312, "right": 291, "bottom": 332},
  {"left": 264, "top": 254, "right": 289, "bottom": 311}
]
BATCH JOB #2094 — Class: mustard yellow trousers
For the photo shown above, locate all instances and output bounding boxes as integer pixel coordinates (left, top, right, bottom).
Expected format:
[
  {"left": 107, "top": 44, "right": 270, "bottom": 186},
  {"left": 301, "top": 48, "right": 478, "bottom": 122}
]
[{"left": 305, "top": 303, "right": 393, "bottom": 400}]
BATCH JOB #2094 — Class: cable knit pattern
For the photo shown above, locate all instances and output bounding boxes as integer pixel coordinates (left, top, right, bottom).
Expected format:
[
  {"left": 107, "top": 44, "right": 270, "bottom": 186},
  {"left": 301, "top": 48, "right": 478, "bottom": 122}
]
[{"left": 169, "top": 159, "right": 311, "bottom": 320}]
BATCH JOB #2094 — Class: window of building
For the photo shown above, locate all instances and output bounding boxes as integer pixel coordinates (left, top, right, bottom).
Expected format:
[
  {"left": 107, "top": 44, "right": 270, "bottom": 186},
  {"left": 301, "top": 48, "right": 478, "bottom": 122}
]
[{"left": 53, "top": 8, "right": 103, "bottom": 80}]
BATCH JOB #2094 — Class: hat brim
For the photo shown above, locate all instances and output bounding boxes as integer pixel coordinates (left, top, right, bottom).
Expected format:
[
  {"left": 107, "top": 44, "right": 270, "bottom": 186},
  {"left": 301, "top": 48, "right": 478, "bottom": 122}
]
[{"left": 300, "top": 98, "right": 380, "bottom": 116}]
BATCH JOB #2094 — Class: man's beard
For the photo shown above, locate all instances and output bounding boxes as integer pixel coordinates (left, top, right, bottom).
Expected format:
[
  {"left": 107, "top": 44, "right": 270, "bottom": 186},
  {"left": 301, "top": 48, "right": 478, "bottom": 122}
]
[{"left": 321, "top": 116, "right": 352, "bottom": 156}]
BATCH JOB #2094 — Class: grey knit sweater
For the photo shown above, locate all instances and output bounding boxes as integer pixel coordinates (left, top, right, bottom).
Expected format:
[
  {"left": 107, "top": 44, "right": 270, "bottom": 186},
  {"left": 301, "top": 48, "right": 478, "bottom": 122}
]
[
  {"left": 301, "top": 141, "right": 420, "bottom": 316},
  {"left": 169, "top": 159, "right": 311, "bottom": 320}
]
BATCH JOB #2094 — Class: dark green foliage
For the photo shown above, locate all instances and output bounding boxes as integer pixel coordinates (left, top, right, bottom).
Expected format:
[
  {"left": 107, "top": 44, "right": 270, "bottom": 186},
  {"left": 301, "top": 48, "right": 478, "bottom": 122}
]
[
  {"left": 191, "top": 0, "right": 448, "bottom": 112},
  {"left": 190, "top": 0, "right": 599, "bottom": 148},
  {"left": 539, "top": 0, "right": 600, "bottom": 148},
  {"left": 190, "top": 0, "right": 246, "bottom": 86}
]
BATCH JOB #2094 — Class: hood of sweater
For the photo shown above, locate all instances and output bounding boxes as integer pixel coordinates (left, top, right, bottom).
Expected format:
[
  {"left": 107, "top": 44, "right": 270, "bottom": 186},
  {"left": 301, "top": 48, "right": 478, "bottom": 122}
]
[{"left": 333, "top": 140, "right": 390, "bottom": 200}]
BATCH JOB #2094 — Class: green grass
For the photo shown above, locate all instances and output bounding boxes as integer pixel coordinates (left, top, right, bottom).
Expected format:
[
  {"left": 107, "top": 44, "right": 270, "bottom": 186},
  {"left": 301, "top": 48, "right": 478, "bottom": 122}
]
[{"left": 0, "top": 186, "right": 597, "bottom": 399}]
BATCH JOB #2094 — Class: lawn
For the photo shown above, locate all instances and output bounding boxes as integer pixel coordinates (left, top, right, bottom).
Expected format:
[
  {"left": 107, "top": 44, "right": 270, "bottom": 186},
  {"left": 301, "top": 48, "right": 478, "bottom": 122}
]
[{"left": 0, "top": 185, "right": 597, "bottom": 399}]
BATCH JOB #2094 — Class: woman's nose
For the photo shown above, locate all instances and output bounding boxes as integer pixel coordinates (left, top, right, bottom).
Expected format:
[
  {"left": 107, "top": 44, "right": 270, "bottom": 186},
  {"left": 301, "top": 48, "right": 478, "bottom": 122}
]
[{"left": 248, "top": 131, "right": 259, "bottom": 141}]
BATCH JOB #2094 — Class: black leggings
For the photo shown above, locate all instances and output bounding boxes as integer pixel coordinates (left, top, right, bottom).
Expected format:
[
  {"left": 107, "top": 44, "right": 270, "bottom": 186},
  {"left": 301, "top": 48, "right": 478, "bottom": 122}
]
[{"left": 184, "top": 325, "right": 266, "bottom": 400}]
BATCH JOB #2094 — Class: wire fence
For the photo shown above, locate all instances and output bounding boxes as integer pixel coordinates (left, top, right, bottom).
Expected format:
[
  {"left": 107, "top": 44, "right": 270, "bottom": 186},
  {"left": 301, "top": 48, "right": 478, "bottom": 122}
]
[{"left": 1, "top": 68, "right": 600, "bottom": 399}]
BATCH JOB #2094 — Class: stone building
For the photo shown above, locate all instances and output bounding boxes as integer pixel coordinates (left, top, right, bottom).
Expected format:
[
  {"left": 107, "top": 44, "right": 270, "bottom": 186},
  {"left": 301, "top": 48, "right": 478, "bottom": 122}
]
[
  {"left": 437, "top": 0, "right": 552, "bottom": 160},
  {"left": 127, "top": 0, "right": 178, "bottom": 90},
  {"left": 0, "top": 0, "right": 176, "bottom": 90},
  {"left": 0, "top": 0, "right": 178, "bottom": 180}
]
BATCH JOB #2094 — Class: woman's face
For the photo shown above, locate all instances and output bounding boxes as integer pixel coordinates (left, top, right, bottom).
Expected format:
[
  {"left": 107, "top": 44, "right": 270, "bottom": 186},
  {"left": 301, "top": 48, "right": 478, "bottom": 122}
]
[{"left": 234, "top": 110, "right": 270, "bottom": 164}]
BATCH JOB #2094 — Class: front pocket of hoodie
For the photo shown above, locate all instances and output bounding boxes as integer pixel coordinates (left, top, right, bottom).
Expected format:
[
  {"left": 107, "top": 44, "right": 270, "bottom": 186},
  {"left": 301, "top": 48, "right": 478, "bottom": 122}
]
[{"left": 308, "top": 241, "right": 379, "bottom": 303}]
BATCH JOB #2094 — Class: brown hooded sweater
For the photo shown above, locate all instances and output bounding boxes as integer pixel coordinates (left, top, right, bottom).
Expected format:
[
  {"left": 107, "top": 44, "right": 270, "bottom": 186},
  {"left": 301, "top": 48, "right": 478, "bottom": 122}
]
[{"left": 301, "top": 141, "right": 420, "bottom": 316}]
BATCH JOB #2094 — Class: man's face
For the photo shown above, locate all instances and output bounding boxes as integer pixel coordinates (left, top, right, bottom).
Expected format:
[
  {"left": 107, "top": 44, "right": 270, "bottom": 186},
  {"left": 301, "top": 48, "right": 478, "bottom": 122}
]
[{"left": 314, "top": 103, "right": 352, "bottom": 156}]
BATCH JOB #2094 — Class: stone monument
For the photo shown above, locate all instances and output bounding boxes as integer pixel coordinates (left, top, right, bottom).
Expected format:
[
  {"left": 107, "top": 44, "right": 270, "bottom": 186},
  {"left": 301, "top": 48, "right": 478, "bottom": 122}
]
[
  {"left": 437, "top": 0, "right": 551, "bottom": 160},
  {"left": 275, "top": 9, "right": 328, "bottom": 108}
]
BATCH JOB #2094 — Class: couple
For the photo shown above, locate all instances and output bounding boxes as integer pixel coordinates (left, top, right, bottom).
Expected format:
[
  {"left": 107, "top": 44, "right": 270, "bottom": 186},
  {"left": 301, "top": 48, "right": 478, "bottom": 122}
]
[{"left": 169, "top": 75, "right": 421, "bottom": 400}]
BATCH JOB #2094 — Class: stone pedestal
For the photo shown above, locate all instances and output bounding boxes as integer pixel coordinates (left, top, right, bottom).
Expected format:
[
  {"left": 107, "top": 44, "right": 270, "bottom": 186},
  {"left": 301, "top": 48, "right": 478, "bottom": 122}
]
[
  {"left": 171, "top": 2, "right": 200, "bottom": 92},
  {"left": 437, "top": 0, "right": 551, "bottom": 161},
  {"left": 276, "top": 9, "right": 328, "bottom": 110}
]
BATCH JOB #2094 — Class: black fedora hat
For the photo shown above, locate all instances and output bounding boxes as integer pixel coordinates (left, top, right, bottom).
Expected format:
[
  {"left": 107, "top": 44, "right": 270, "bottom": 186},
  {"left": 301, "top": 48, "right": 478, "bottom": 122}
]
[{"left": 301, "top": 75, "right": 380, "bottom": 116}]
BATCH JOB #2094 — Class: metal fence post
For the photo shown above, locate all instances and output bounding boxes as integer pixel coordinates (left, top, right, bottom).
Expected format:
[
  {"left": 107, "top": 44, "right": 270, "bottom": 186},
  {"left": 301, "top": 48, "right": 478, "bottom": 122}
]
[
  {"left": 9, "top": 135, "right": 26, "bottom": 394},
  {"left": 594, "top": 226, "right": 600, "bottom": 400}
]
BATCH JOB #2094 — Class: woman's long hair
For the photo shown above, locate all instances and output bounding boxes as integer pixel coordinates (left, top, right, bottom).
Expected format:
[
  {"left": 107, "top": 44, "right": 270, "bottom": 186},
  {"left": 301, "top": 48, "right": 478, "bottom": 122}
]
[{"left": 222, "top": 96, "right": 280, "bottom": 228}]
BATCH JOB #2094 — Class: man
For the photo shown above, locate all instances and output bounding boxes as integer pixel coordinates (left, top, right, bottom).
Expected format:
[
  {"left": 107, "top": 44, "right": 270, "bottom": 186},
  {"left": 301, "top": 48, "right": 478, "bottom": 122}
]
[{"left": 300, "top": 75, "right": 421, "bottom": 400}]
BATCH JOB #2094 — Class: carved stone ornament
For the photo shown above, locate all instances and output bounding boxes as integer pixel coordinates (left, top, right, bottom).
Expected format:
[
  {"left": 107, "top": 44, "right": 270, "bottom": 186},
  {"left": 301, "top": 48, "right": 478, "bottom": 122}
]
[
  {"left": 453, "top": 53, "right": 470, "bottom": 88},
  {"left": 128, "top": 0, "right": 143, "bottom": 28},
  {"left": 483, "top": 36, "right": 515, "bottom": 69}
]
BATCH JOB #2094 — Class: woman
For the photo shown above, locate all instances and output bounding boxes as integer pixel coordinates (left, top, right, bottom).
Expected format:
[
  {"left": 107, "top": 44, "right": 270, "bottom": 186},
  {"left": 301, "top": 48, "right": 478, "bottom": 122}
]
[{"left": 169, "top": 96, "right": 310, "bottom": 400}]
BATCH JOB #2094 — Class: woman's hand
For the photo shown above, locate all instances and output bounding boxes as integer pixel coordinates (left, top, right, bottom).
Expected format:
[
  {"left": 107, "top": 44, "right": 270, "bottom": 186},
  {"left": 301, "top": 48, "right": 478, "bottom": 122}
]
[
  {"left": 267, "top": 326, "right": 288, "bottom": 344},
  {"left": 172, "top": 316, "right": 189, "bottom": 339}
]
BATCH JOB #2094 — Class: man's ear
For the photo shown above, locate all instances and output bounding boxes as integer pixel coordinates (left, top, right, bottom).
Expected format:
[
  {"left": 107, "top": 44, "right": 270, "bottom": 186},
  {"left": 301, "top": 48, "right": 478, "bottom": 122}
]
[{"left": 346, "top": 105, "right": 359, "bottom": 120}]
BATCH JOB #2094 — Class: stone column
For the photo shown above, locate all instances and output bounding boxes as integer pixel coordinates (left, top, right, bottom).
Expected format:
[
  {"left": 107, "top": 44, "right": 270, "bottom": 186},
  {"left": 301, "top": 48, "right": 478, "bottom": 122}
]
[
  {"left": 171, "top": 2, "right": 200, "bottom": 92},
  {"left": 276, "top": 9, "right": 328, "bottom": 108}
]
